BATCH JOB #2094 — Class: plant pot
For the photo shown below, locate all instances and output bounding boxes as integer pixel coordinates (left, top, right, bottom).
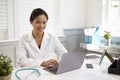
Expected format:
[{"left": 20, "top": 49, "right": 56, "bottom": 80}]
[
  {"left": 104, "top": 39, "right": 111, "bottom": 46},
  {"left": 0, "top": 74, "right": 11, "bottom": 80}
]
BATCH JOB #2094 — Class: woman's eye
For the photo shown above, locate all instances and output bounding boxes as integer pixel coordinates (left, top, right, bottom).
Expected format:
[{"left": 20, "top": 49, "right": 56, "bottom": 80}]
[
  {"left": 34, "top": 21, "right": 47, "bottom": 24},
  {"left": 43, "top": 21, "right": 46, "bottom": 24},
  {"left": 36, "top": 22, "right": 40, "bottom": 24}
]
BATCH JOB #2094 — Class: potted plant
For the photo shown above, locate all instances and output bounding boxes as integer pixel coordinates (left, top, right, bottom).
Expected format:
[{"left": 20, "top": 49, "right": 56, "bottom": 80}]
[
  {"left": 0, "top": 54, "right": 13, "bottom": 80},
  {"left": 103, "top": 31, "right": 111, "bottom": 46}
]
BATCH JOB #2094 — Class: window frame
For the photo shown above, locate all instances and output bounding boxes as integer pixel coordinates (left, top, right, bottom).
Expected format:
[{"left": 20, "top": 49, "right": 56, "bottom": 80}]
[{"left": 102, "top": 0, "right": 120, "bottom": 37}]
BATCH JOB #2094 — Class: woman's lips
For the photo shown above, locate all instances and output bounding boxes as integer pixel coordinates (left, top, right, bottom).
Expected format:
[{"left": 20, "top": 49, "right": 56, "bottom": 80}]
[{"left": 37, "top": 28, "right": 43, "bottom": 31}]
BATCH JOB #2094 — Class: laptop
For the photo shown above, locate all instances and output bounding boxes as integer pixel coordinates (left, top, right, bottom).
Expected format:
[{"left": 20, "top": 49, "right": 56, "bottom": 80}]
[{"left": 43, "top": 49, "right": 86, "bottom": 74}]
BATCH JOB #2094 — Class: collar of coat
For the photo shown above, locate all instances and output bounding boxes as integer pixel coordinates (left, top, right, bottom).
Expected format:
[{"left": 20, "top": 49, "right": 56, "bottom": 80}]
[{"left": 25, "top": 31, "right": 51, "bottom": 42}]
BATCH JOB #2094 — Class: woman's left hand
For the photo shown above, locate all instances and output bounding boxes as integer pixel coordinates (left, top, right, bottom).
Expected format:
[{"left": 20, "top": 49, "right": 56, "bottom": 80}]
[{"left": 40, "top": 59, "right": 58, "bottom": 67}]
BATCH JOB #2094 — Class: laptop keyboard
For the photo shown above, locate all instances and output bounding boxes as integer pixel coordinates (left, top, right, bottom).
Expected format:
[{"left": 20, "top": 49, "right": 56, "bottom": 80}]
[{"left": 44, "top": 65, "right": 58, "bottom": 73}]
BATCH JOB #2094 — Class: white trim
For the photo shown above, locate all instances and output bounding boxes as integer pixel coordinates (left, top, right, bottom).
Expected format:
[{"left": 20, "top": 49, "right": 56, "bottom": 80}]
[
  {"left": 0, "top": 40, "right": 19, "bottom": 66},
  {"left": 7, "top": 0, "right": 14, "bottom": 39},
  {"left": 102, "top": 0, "right": 109, "bottom": 30},
  {"left": 7, "top": 0, "right": 19, "bottom": 39},
  {"left": 0, "top": 40, "right": 18, "bottom": 47},
  {"left": 13, "top": 0, "right": 19, "bottom": 39}
]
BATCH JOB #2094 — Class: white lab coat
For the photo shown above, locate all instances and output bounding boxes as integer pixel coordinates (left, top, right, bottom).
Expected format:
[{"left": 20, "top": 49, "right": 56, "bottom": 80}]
[{"left": 16, "top": 31, "right": 67, "bottom": 67}]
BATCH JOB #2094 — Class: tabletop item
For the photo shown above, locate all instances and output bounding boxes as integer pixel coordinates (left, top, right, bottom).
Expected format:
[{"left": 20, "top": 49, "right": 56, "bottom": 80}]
[
  {"left": 99, "top": 49, "right": 107, "bottom": 65},
  {"left": 99, "top": 48, "right": 114, "bottom": 65},
  {"left": 0, "top": 54, "right": 13, "bottom": 80},
  {"left": 108, "top": 59, "right": 120, "bottom": 75},
  {"left": 44, "top": 49, "right": 86, "bottom": 74},
  {"left": 86, "top": 64, "right": 93, "bottom": 68},
  {"left": 15, "top": 68, "right": 41, "bottom": 80},
  {"left": 12, "top": 53, "right": 120, "bottom": 80}
]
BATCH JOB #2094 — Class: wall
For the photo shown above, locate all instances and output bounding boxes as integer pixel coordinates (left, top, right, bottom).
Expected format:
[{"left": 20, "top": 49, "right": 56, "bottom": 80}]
[
  {"left": 63, "top": 28, "right": 84, "bottom": 52},
  {"left": 59, "top": 0, "right": 86, "bottom": 32},
  {"left": 17, "top": 0, "right": 86, "bottom": 37},
  {"left": 0, "top": 0, "right": 103, "bottom": 39},
  {"left": 85, "top": 0, "right": 102, "bottom": 27},
  {"left": 59, "top": 0, "right": 103, "bottom": 31}
]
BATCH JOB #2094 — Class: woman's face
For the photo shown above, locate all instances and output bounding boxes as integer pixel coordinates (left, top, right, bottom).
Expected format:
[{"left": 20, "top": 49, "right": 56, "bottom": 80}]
[{"left": 31, "top": 14, "right": 47, "bottom": 33}]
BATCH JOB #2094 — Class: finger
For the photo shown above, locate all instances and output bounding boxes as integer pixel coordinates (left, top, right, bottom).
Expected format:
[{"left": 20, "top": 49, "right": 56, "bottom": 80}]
[
  {"left": 49, "top": 62, "right": 58, "bottom": 67},
  {"left": 49, "top": 59, "right": 56, "bottom": 62},
  {"left": 51, "top": 61, "right": 58, "bottom": 65}
]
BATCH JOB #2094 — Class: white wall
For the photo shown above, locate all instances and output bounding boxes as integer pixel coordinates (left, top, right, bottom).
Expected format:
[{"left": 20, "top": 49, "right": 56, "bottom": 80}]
[
  {"left": 59, "top": 0, "right": 103, "bottom": 30},
  {"left": 85, "top": 0, "right": 102, "bottom": 27},
  {"left": 0, "top": 0, "right": 103, "bottom": 38},
  {"left": 59, "top": 0, "right": 86, "bottom": 30}
]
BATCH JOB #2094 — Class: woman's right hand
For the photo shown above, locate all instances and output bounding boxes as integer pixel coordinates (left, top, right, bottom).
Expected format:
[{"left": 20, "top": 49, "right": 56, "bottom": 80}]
[{"left": 40, "top": 59, "right": 58, "bottom": 67}]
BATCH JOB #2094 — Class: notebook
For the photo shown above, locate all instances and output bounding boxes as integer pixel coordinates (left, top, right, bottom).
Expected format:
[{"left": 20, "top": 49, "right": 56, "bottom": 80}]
[{"left": 43, "top": 49, "right": 86, "bottom": 74}]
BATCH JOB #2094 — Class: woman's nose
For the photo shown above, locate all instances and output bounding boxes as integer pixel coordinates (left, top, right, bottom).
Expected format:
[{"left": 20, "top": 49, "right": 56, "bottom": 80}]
[{"left": 37, "top": 23, "right": 43, "bottom": 28}]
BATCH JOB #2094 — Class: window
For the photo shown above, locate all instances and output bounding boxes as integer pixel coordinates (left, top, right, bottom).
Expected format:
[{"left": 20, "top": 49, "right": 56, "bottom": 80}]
[
  {"left": 0, "top": 0, "right": 8, "bottom": 40},
  {"left": 0, "top": 0, "right": 16, "bottom": 40},
  {"left": 102, "top": 0, "right": 120, "bottom": 36},
  {"left": 0, "top": 0, "right": 59, "bottom": 40},
  {"left": 18, "top": 0, "right": 59, "bottom": 37}
]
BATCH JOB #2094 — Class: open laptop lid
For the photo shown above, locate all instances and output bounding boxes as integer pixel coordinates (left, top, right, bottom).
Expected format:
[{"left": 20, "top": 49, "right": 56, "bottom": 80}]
[{"left": 56, "top": 49, "right": 86, "bottom": 74}]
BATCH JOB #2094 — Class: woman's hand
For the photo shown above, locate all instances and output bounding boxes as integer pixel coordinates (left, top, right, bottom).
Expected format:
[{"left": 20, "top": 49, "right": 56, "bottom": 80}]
[{"left": 40, "top": 59, "right": 58, "bottom": 67}]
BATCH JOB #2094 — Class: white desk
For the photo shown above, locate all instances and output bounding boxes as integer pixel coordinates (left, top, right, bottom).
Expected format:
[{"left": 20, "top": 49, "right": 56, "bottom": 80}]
[{"left": 11, "top": 54, "right": 120, "bottom": 80}]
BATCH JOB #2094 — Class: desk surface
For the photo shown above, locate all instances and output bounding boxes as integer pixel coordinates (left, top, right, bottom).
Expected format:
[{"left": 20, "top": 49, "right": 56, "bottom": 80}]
[{"left": 12, "top": 54, "right": 120, "bottom": 80}]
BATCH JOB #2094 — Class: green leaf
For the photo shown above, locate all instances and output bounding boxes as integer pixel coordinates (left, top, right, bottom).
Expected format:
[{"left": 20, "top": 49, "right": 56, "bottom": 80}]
[
  {"left": 104, "top": 34, "right": 111, "bottom": 39},
  {"left": 0, "top": 54, "right": 13, "bottom": 76}
]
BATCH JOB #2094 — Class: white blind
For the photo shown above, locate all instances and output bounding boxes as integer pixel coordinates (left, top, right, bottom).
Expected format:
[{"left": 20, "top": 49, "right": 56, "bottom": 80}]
[
  {"left": 0, "top": 0, "right": 8, "bottom": 40},
  {"left": 19, "top": 0, "right": 58, "bottom": 37}
]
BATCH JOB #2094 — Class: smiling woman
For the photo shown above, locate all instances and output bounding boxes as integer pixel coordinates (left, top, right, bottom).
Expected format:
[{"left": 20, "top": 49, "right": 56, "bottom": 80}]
[{"left": 16, "top": 8, "right": 67, "bottom": 67}]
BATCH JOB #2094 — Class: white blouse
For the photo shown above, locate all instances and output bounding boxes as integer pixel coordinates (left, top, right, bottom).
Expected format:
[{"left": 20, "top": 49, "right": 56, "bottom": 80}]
[{"left": 16, "top": 31, "right": 67, "bottom": 67}]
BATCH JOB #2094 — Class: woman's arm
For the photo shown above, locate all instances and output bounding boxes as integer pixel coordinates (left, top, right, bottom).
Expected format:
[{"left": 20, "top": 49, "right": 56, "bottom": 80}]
[{"left": 16, "top": 38, "right": 43, "bottom": 67}]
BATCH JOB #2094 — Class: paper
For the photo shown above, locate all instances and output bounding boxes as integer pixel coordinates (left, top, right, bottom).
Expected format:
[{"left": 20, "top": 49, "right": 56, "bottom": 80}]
[{"left": 79, "top": 71, "right": 117, "bottom": 80}]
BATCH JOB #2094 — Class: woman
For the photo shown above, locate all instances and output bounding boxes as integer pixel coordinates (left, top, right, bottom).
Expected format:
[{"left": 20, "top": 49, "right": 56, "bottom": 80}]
[{"left": 16, "top": 8, "right": 67, "bottom": 67}]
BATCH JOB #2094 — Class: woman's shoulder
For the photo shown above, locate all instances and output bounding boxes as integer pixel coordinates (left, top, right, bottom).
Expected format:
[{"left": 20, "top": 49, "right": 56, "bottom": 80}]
[
  {"left": 45, "top": 31, "right": 57, "bottom": 39},
  {"left": 19, "top": 32, "right": 32, "bottom": 41}
]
